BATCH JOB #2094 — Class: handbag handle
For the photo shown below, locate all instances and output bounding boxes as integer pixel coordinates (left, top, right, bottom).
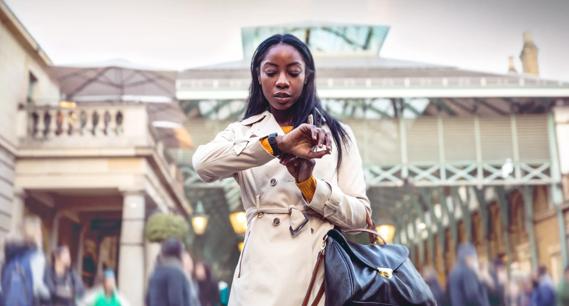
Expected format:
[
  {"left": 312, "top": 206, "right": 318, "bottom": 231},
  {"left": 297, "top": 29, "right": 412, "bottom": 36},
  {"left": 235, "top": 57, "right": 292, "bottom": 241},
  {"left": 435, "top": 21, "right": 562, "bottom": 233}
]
[{"left": 343, "top": 212, "right": 387, "bottom": 245}]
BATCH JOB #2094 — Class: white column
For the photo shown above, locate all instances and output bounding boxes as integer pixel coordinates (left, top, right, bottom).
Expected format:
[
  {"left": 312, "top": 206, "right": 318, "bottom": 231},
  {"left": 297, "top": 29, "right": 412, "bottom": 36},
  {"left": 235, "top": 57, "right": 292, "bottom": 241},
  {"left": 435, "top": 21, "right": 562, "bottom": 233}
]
[{"left": 119, "top": 190, "right": 146, "bottom": 306}]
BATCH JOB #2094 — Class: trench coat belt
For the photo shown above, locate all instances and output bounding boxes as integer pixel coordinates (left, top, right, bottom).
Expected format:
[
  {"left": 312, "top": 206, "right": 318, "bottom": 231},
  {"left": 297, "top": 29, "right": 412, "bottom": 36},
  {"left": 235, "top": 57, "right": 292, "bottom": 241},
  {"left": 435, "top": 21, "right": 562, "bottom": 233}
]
[{"left": 250, "top": 207, "right": 321, "bottom": 237}]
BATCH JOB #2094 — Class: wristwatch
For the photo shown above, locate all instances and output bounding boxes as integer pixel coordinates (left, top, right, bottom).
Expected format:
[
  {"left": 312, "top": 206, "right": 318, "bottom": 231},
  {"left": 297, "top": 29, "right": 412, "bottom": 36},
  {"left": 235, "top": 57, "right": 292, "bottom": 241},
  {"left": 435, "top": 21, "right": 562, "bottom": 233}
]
[{"left": 267, "top": 133, "right": 281, "bottom": 157}]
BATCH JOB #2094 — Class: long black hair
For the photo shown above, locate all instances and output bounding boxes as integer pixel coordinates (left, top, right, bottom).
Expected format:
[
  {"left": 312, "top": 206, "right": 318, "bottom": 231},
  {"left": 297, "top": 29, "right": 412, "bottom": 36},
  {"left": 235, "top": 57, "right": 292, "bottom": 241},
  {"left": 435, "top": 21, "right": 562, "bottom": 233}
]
[{"left": 243, "top": 34, "right": 350, "bottom": 169}]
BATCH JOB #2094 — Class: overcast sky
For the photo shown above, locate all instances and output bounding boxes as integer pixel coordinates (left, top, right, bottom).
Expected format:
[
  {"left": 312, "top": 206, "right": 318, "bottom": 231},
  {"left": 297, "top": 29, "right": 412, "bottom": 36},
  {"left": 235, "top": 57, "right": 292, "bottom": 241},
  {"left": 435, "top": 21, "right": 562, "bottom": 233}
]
[{"left": 6, "top": 0, "right": 569, "bottom": 81}]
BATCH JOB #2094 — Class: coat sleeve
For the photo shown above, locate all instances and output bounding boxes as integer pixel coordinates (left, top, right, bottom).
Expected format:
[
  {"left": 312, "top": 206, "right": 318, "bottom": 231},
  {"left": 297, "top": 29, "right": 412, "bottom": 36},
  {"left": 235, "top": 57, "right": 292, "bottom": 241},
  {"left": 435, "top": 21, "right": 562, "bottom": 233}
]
[
  {"left": 30, "top": 252, "right": 50, "bottom": 299},
  {"left": 305, "top": 124, "right": 371, "bottom": 229},
  {"left": 192, "top": 122, "right": 275, "bottom": 182}
]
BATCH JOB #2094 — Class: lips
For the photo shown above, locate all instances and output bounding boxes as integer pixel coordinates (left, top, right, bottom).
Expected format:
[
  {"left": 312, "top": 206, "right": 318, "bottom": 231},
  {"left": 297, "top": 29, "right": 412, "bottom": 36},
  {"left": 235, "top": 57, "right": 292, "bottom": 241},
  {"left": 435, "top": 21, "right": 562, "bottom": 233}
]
[
  {"left": 273, "top": 92, "right": 293, "bottom": 104},
  {"left": 273, "top": 92, "right": 292, "bottom": 98}
]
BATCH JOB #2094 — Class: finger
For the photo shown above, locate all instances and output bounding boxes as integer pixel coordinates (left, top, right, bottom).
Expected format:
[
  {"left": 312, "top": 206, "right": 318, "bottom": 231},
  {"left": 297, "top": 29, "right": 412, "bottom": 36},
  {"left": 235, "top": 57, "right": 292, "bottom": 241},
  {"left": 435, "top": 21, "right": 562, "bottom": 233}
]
[
  {"left": 317, "top": 128, "right": 326, "bottom": 147},
  {"left": 325, "top": 131, "right": 332, "bottom": 151},
  {"left": 306, "top": 150, "right": 328, "bottom": 159},
  {"left": 310, "top": 126, "right": 317, "bottom": 141}
]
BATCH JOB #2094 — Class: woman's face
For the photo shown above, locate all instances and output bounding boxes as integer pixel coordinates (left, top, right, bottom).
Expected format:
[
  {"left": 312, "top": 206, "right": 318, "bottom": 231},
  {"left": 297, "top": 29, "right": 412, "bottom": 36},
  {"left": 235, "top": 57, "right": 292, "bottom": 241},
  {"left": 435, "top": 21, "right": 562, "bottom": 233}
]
[
  {"left": 195, "top": 262, "right": 206, "bottom": 280},
  {"left": 58, "top": 248, "right": 71, "bottom": 267},
  {"left": 258, "top": 43, "right": 307, "bottom": 112}
]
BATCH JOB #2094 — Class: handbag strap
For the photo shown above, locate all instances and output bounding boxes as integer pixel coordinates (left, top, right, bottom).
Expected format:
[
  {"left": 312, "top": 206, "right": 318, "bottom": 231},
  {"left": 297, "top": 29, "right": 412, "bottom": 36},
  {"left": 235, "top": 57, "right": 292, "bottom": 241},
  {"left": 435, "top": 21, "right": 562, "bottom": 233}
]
[
  {"left": 301, "top": 213, "right": 382, "bottom": 306},
  {"left": 302, "top": 250, "right": 325, "bottom": 306}
]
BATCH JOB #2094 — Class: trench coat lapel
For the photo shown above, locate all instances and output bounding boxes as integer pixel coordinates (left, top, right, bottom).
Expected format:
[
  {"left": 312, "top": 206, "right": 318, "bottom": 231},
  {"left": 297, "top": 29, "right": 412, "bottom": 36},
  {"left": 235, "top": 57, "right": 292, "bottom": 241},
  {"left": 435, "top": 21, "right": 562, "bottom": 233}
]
[{"left": 245, "top": 111, "right": 284, "bottom": 137}]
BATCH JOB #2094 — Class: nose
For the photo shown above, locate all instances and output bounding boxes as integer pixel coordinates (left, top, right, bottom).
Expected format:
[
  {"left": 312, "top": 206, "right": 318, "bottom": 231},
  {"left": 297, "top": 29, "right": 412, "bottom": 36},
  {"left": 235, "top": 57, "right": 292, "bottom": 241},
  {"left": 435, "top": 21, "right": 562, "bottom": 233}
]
[{"left": 275, "top": 72, "right": 289, "bottom": 89}]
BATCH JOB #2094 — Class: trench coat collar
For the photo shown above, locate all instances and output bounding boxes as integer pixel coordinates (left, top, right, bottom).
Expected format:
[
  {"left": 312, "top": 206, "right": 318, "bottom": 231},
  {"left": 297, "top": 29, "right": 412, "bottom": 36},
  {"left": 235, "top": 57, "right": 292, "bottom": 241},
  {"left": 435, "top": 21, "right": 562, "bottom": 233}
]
[{"left": 240, "top": 110, "right": 283, "bottom": 137}]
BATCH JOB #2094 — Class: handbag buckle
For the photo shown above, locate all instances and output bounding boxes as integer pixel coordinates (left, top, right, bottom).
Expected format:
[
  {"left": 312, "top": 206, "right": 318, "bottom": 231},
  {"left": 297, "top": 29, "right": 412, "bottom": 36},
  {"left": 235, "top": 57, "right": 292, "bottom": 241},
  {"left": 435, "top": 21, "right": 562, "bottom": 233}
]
[{"left": 376, "top": 267, "right": 393, "bottom": 279}]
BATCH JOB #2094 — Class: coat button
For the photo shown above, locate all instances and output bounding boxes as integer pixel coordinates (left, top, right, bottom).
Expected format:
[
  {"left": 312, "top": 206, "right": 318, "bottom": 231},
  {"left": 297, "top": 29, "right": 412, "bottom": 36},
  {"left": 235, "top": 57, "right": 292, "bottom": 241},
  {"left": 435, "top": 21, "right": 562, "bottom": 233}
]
[
  {"left": 272, "top": 217, "right": 280, "bottom": 226},
  {"left": 270, "top": 178, "right": 277, "bottom": 186}
]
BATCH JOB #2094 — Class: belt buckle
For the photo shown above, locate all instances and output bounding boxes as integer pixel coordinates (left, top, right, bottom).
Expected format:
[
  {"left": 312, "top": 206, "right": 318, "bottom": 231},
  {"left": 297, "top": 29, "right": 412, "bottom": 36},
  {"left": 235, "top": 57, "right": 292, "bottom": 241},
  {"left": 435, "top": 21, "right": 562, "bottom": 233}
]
[{"left": 289, "top": 211, "right": 309, "bottom": 237}]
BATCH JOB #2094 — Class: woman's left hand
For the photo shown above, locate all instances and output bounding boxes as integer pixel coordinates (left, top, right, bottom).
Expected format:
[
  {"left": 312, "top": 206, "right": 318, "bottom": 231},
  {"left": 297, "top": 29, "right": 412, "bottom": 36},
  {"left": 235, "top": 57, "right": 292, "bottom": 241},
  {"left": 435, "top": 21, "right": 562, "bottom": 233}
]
[{"left": 280, "top": 155, "right": 315, "bottom": 183}]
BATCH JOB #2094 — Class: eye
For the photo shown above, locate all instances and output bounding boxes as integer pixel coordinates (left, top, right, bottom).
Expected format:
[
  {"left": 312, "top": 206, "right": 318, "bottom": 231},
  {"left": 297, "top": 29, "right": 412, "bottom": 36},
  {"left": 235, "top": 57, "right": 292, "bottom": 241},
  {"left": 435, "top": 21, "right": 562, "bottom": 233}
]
[{"left": 264, "top": 70, "right": 277, "bottom": 77}]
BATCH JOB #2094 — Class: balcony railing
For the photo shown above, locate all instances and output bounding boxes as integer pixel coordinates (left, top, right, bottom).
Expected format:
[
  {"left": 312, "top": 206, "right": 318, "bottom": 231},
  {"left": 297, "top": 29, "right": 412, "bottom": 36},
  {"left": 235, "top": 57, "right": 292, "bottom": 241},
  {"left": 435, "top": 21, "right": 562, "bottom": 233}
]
[
  {"left": 17, "top": 102, "right": 185, "bottom": 189},
  {"left": 18, "top": 103, "right": 155, "bottom": 148},
  {"left": 177, "top": 76, "right": 569, "bottom": 92}
]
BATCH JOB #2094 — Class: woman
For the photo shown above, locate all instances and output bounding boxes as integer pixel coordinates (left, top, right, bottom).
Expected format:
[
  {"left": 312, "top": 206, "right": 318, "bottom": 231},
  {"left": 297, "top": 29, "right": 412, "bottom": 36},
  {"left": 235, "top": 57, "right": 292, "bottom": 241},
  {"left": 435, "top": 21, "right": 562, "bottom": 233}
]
[
  {"left": 194, "top": 262, "right": 218, "bottom": 306},
  {"left": 45, "top": 246, "right": 85, "bottom": 306},
  {"left": 192, "top": 34, "right": 371, "bottom": 306},
  {"left": 182, "top": 251, "right": 201, "bottom": 306}
]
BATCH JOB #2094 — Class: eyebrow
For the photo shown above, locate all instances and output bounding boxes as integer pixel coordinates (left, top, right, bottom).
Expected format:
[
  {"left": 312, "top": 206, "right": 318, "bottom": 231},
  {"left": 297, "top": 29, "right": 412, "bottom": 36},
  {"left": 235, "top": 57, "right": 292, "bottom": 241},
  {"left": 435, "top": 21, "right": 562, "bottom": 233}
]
[{"left": 261, "top": 61, "right": 303, "bottom": 68}]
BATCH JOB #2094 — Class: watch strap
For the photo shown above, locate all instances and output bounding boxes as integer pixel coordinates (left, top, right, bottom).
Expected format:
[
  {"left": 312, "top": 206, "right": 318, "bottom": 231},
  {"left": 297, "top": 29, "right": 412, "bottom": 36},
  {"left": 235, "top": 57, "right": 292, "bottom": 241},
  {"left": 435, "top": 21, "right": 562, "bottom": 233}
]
[{"left": 267, "top": 133, "right": 281, "bottom": 157}]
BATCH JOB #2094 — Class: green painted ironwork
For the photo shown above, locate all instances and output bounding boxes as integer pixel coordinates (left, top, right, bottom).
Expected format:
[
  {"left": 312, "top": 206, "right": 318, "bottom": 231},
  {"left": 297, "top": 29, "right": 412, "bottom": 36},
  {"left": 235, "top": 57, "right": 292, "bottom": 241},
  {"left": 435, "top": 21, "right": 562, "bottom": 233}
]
[
  {"left": 547, "top": 113, "right": 568, "bottom": 268},
  {"left": 473, "top": 186, "right": 492, "bottom": 260}
]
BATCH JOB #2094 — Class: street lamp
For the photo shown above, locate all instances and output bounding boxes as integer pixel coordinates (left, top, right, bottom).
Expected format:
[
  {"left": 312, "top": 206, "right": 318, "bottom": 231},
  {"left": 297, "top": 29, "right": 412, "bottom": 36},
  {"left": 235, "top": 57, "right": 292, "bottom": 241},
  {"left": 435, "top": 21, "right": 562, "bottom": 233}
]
[
  {"left": 375, "top": 224, "right": 396, "bottom": 244},
  {"left": 191, "top": 201, "right": 208, "bottom": 235},
  {"left": 229, "top": 211, "right": 247, "bottom": 235}
]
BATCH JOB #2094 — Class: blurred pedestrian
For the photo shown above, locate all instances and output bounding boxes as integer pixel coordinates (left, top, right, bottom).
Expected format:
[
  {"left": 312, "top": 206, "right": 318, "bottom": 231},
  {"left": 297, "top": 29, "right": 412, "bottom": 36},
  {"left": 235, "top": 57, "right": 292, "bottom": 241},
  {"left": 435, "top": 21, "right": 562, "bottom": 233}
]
[
  {"left": 1, "top": 215, "right": 50, "bottom": 306},
  {"left": 218, "top": 281, "right": 229, "bottom": 306},
  {"left": 530, "top": 266, "right": 556, "bottom": 306},
  {"left": 146, "top": 238, "right": 192, "bottom": 306},
  {"left": 80, "top": 269, "right": 129, "bottom": 306},
  {"left": 558, "top": 265, "right": 569, "bottom": 306},
  {"left": 423, "top": 266, "right": 448, "bottom": 306},
  {"left": 487, "top": 258, "right": 507, "bottom": 306},
  {"left": 45, "top": 246, "right": 85, "bottom": 306},
  {"left": 182, "top": 251, "right": 201, "bottom": 306},
  {"left": 195, "top": 262, "right": 219, "bottom": 306},
  {"left": 517, "top": 277, "right": 533, "bottom": 306},
  {"left": 448, "top": 243, "right": 490, "bottom": 306},
  {"left": 505, "top": 277, "right": 525, "bottom": 306}
]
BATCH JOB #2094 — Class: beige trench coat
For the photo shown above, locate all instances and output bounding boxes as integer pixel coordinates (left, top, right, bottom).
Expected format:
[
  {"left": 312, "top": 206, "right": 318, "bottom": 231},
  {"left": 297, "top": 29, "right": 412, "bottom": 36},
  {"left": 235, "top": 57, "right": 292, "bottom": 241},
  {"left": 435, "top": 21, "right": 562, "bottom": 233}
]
[{"left": 192, "top": 110, "right": 371, "bottom": 306}]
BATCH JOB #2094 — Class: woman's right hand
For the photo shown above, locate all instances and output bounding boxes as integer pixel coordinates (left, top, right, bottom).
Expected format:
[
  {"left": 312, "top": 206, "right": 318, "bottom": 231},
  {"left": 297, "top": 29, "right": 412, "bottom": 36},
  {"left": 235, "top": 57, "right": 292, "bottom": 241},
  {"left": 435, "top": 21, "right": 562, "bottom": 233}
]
[{"left": 276, "top": 123, "right": 332, "bottom": 159}]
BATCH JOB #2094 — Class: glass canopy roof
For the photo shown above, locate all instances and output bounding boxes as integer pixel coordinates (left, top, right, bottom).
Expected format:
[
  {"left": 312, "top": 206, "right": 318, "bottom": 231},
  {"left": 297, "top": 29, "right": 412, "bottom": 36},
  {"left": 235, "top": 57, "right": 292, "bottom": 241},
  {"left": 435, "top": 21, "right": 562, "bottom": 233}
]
[{"left": 241, "top": 23, "right": 390, "bottom": 58}]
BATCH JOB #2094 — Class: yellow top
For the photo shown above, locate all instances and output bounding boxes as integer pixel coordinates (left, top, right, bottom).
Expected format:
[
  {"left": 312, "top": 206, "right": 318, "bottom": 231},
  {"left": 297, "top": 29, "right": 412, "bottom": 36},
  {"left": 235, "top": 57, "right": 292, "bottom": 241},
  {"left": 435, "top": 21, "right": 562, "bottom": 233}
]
[{"left": 260, "top": 126, "right": 317, "bottom": 202}]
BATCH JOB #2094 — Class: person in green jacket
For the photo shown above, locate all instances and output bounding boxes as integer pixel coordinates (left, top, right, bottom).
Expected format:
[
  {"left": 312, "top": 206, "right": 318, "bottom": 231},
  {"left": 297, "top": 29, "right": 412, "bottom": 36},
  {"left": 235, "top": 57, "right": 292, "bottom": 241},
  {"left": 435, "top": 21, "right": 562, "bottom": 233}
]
[
  {"left": 80, "top": 269, "right": 129, "bottom": 306},
  {"left": 559, "top": 265, "right": 569, "bottom": 306}
]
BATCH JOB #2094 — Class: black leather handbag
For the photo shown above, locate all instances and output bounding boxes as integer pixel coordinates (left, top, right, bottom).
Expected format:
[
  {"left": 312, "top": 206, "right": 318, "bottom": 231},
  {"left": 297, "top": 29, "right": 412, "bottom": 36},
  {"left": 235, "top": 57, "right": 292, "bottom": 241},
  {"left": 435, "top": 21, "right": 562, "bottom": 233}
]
[{"left": 302, "top": 224, "right": 436, "bottom": 306}]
